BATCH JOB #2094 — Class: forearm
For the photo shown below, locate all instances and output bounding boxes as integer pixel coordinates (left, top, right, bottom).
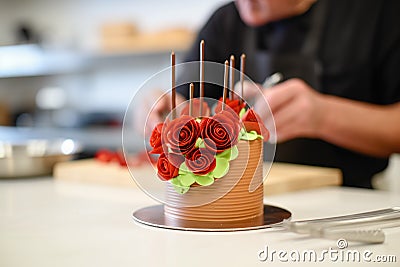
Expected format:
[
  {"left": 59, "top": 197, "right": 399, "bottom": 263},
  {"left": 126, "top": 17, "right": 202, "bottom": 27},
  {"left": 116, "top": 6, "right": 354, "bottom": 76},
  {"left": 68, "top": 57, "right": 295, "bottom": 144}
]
[{"left": 318, "top": 96, "right": 400, "bottom": 157}]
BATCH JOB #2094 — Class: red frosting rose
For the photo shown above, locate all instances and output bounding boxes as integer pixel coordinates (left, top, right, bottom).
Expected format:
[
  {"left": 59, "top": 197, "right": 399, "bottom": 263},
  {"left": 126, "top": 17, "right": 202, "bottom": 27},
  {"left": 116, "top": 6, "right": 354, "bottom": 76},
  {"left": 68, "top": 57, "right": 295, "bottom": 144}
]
[
  {"left": 180, "top": 98, "right": 210, "bottom": 117},
  {"left": 157, "top": 153, "right": 184, "bottom": 181},
  {"left": 200, "top": 111, "right": 241, "bottom": 153},
  {"left": 185, "top": 148, "right": 216, "bottom": 175},
  {"left": 162, "top": 115, "right": 200, "bottom": 155},
  {"left": 149, "top": 123, "right": 164, "bottom": 154},
  {"left": 214, "top": 97, "right": 246, "bottom": 115},
  {"left": 241, "top": 108, "right": 270, "bottom": 140}
]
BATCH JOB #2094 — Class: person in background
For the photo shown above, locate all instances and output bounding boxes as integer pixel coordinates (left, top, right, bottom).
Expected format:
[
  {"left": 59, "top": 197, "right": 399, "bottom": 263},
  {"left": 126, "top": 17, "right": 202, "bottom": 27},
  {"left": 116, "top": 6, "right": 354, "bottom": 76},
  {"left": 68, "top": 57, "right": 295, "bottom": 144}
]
[{"left": 142, "top": 0, "right": 400, "bottom": 188}]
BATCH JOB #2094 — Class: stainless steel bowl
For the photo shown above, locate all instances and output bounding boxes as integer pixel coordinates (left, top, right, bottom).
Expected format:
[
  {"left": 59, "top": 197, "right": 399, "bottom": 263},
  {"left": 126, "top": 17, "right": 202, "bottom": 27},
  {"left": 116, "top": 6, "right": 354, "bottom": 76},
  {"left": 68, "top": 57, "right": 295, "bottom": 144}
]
[{"left": 0, "top": 139, "right": 81, "bottom": 178}]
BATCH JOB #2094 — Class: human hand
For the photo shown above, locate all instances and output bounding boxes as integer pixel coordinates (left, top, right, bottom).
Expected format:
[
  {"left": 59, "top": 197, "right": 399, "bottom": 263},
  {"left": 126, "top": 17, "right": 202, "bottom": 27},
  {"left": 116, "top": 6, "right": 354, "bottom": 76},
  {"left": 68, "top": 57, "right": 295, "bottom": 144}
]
[
  {"left": 233, "top": 80, "right": 263, "bottom": 107},
  {"left": 134, "top": 89, "right": 186, "bottom": 135},
  {"left": 255, "top": 78, "right": 326, "bottom": 142}
]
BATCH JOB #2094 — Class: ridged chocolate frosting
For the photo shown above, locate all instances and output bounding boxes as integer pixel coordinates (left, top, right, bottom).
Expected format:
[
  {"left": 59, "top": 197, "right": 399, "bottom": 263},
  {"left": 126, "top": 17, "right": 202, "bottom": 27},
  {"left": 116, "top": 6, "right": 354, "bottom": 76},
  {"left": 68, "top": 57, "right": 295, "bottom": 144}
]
[{"left": 164, "top": 139, "right": 264, "bottom": 222}]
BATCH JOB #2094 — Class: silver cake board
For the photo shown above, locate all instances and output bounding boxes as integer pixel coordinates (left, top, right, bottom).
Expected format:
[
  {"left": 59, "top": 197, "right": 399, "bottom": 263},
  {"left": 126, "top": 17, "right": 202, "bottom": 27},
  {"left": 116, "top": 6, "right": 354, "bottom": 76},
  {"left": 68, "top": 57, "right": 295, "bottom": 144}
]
[{"left": 133, "top": 204, "right": 291, "bottom": 232}]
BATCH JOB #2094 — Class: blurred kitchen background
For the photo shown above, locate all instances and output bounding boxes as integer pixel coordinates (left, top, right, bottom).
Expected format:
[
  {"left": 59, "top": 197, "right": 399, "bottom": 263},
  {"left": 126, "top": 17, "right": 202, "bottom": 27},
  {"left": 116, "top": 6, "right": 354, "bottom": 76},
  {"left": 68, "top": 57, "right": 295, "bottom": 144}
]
[
  {"left": 0, "top": 0, "right": 228, "bottom": 151},
  {"left": 0, "top": 0, "right": 398, "bottom": 191}
]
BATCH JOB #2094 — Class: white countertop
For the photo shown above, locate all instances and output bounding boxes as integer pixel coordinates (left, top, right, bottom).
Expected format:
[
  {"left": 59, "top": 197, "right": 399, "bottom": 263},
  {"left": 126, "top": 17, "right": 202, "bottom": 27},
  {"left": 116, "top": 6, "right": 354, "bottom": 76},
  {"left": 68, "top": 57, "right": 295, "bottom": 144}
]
[{"left": 1, "top": 178, "right": 399, "bottom": 267}]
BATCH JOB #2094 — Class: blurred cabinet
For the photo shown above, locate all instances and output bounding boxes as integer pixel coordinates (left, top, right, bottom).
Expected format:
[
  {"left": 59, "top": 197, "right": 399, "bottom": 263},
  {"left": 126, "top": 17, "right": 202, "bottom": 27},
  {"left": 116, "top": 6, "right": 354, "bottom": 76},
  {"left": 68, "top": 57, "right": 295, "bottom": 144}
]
[{"left": 0, "top": 102, "right": 11, "bottom": 126}]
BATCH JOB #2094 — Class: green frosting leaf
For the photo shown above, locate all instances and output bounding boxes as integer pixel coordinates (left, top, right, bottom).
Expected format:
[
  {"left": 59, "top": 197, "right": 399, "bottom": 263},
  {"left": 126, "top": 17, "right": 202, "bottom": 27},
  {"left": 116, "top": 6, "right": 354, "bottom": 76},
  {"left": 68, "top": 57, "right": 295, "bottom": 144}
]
[
  {"left": 239, "top": 130, "right": 263, "bottom": 141},
  {"left": 195, "top": 138, "right": 201, "bottom": 148},
  {"left": 179, "top": 162, "right": 189, "bottom": 174},
  {"left": 170, "top": 177, "right": 190, "bottom": 194},
  {"left": 170, "top": 177, "right": 182, "bottom": 186},
  {"left": 230, "top": 145, "right": 239, "bottom": 160},
  {"left": 242, "top": 131, "right": 258, "bottom": 141},
  {"left": 216, "top": 145, "right": 239, "bottom": 161},
  {"left": 217, "top": 148, "right": 229, "bottom": 159},
  {"left": 195, "top": 138, "right": 205, "bottom": 148},
  {"left": 216, "top": 146, "right": 239, "bottom": 160},
  {"left": 239, "top": 127, "right": 247, "bottom": 139},
  {"left": 239, "top": 107, "right": 247, "bottom": 118},
  {"left": 250, "top": 130, "right": 264, "bottom": 140},
  {"left": 173, "top": 185, "right": 190, "bottom": 194},
  {"left": 195, "top": 175, "right": 214, "bottom": 186},
  {"left": 213, "top": 158, "right": 229, "bottom": 178},
  {"left": 178, "top": 173, "right": 196, "bottom": 187},
  {"left": 170, "top": 144, "right": 242, "bottom": 193}
]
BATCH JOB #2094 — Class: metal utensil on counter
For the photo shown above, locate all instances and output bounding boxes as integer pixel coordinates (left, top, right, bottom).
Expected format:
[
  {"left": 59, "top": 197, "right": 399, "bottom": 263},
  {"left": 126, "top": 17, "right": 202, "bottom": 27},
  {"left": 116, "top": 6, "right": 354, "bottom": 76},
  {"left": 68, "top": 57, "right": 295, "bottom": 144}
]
[
  {"left": 315, "top": 229, "right": 386, "bottom": 244},
  {"left": 273, "top": 207, "right": 400, "bottom": 244},
  {"left": 0, "top": 138, "right": 81, "bottom": 178}
]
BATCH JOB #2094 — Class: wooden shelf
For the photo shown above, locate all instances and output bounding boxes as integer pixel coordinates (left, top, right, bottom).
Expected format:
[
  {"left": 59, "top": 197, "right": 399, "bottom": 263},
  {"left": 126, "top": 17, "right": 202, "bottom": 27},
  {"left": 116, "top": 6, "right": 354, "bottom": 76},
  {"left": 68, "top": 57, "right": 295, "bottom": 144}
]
[{"left": 101, "top": 28, "right": 195, "bottom": 54}]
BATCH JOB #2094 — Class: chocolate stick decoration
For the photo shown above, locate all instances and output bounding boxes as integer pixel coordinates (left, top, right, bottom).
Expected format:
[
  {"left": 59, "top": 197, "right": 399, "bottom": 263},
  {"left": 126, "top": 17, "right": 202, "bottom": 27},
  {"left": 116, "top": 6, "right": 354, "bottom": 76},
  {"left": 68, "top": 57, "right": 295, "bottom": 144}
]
[
  {"left": 223, "top": 60, "right": 229, "bottom": 111},
  {"left": 229, "top": 55, "right": 235, "bottom": 100},
  {"left": 240, "top": 54, "right": 246, "bottom": 105},
  {"left": 189, "top": 83, "right": 194, "bottom": 117},
  {"left": 199, "top": 40, "right": 205, "bottom": 116},
  {"left": 171, "top": 51, "right": 176, "bottom": 119}
]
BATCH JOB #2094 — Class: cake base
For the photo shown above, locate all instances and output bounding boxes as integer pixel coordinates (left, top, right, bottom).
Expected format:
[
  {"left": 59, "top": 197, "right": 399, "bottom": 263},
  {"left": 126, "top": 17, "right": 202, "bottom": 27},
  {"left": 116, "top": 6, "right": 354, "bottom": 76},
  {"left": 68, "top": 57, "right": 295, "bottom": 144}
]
[{"left": 133, "top": 204, "right": 291, "bottom": 232}]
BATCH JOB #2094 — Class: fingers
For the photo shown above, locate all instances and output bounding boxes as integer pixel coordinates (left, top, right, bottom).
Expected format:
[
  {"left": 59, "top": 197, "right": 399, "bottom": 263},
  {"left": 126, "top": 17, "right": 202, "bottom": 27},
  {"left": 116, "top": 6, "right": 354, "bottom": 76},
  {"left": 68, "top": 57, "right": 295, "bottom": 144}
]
[
  {"left": 151, "top": 92, "right": 169, "bottom": 113},
  {"left": 234, "top": 80, "right": 262, "bottom": 101},
  {"left": 263, "top": 79, "right": 303, "bottom": 113},
  {"left": 273, "top": 104, "right": 302, "bottom": 142},
  {"left": 257, "top": 79, "right": 321, "bottom": 142},
  {"left": 145, "top": 92, "right": 188, "bottom": 134},
  {"left": 175, "top": 93, "right": 187, "bottom": 115},
  {"left": 145, "top": 94, "right": 169, "bottom": 133},
  {"left": 254, "top": 79, "right": 300, "bottom": 123},
  {"left": 146, "top": 111, "right": 162, "bottom": 134},
  {"left": 134, "top": 90, "right": 168, "bottom": 135},
  {"left": 254, "top": 88, "right": 300, "bottom": 142}
]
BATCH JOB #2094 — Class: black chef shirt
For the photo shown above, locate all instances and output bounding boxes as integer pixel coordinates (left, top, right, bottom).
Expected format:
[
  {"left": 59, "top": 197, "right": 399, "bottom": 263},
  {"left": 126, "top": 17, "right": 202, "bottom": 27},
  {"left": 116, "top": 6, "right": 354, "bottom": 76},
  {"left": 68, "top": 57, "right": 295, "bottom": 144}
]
[{"left": 177, "top": 0, "right": 400, "bottom": 188}]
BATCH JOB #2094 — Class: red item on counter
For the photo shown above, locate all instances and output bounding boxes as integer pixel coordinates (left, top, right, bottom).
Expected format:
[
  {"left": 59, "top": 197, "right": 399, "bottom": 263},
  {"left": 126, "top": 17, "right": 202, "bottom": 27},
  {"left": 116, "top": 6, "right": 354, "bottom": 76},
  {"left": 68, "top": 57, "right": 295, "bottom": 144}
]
[{"left": 95, "top": 149, "right": 127, "bottom": 167}]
